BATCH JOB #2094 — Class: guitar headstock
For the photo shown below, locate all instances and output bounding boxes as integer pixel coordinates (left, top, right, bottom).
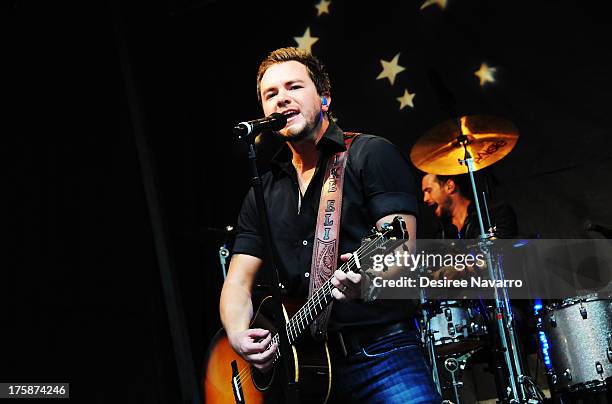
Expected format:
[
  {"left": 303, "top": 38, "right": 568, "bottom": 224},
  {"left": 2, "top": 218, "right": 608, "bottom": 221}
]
[
  {"left": 379, "top": 216, "right": 409, "bottom": 240},
  {"left": 362, "top": 216, "right": 409, "bottom": 248}
]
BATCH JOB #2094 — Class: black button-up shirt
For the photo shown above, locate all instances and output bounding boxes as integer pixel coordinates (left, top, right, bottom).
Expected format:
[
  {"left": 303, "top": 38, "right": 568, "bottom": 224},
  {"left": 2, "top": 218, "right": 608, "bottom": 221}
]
[
  {"left": 232, "top": 121, "right": 419, "bottom": 330},
  {"left": 438, "top": 202, "right": 518, "bottom": 239}
]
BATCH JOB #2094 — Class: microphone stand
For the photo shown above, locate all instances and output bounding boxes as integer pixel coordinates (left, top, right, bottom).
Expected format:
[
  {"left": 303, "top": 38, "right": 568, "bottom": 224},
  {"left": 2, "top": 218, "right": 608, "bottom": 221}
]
[{"left": 240, "top": 133, "right": 299, "bottom": 403}]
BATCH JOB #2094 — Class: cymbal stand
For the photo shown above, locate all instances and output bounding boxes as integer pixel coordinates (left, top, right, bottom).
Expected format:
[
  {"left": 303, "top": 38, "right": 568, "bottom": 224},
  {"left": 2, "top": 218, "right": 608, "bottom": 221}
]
[
  {"left": 497, "top": 254, "right": 543, "bottom": 403},
  {"left": 456, "top": 132, "right": 537, "bottom": 403},
  {"left": 482, "top": 191, "right": 494, "bottom": 233}
]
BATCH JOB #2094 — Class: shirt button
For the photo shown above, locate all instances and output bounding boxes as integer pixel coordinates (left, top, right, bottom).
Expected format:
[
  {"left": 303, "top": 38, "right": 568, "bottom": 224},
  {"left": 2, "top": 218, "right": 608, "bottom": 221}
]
[
  {"left": 302, "top": 240, "right": 308, "bottom": 246},
  {"left": 305, "top": 272, "right": 310, "bottom": 278}
]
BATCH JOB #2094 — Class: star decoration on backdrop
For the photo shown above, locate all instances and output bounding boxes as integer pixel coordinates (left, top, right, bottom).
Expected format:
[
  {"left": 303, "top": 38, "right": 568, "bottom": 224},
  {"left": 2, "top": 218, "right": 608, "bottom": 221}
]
[
  {"left": 315, "top": 0, "right": 331, "bottom": 16},
  {"left": 474, "top": 63, "right": 497, "bottom": 86},
  {"left": 293, "top": 27, "right": 319, "bottom": 52},
  {"left": 420, "top": 0, "right": 447, "bottom": 10},
  {"left": 396, "top": 89, "right": 416, "bottom": 110},
  {"left": 376, "top": 53, "right": 405, "bottom": 85}
]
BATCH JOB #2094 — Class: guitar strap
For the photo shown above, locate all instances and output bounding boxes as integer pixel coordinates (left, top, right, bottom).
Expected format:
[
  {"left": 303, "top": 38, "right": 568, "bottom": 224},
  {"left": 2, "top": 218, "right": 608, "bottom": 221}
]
[{"left": 308, "top": 133, "right": 358, "bottom": 341}]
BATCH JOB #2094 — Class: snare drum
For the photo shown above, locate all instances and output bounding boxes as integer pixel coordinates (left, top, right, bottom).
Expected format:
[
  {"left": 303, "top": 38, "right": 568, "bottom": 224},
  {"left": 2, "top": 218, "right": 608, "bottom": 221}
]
[
  {"left": 541, "top": 295, "right": 612, "bottom": 392},
  {"left": 427, "top": 300, "right": 488, "bottom": 357}
]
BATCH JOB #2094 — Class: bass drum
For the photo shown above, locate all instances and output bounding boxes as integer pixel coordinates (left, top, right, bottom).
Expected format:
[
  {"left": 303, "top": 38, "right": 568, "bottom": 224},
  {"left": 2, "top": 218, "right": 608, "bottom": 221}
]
[
  {"left": 427, "top": 300, "right": 488, "bottom": 357},
  {"left": 541, "top": 295, "right": 612, "bottom": 392}
]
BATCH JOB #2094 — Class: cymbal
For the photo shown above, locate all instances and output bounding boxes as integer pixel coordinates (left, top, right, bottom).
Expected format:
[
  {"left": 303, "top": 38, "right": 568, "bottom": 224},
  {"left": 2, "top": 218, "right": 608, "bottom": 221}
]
[{"left": 410, "top": 115, "right": 519, "bottom": 175}]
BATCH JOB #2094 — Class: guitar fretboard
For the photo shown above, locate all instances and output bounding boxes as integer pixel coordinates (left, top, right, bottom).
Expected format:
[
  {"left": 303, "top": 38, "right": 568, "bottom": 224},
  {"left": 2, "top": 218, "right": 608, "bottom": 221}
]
[{"left": 268, "top": 232, "right": 395, "bottom": 362}]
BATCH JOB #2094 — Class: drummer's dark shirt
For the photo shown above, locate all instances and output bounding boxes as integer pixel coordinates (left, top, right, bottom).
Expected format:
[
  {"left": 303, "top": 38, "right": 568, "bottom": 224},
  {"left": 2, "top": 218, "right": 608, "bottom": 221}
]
[
  {"left": 436, "top": 196, "right": 530, "bottom": 334},
  {"left": 438, "top": 202, "right": 518, "bottom": 239},
  {"left": 232, "top": 121, "right": 420, "bottom": 331}
]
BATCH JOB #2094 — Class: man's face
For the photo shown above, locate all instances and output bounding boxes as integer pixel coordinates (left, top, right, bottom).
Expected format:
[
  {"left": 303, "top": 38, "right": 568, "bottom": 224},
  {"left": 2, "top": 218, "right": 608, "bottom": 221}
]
[
  {"left": 259, "top": 61, "right": 325, "bottom": 141},
  {"left": 422, "top": 174, "right": 451, "bottom": 218}
]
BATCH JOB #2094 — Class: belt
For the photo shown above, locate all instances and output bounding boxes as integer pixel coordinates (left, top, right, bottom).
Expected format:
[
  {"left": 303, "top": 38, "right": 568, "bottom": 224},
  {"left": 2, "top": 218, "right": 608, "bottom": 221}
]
[{"left": 328, "top": 321, "right": 415, "bottom": 357}]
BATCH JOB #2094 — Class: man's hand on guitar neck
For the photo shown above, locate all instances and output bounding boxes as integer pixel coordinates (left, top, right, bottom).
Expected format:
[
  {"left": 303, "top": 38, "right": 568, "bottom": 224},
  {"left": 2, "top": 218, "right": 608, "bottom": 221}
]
[
  {"left": 330, "top": 253, "right": 362, "bottom": 301},
  {"left": 228, "top": 328, "right": 278, "bottom": 373}
]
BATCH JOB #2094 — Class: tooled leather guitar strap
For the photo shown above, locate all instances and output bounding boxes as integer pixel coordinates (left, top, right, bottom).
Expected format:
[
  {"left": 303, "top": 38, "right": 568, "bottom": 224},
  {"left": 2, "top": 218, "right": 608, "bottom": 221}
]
[{"left": 308, "top": 133, "right": 358, "bottom": 341}]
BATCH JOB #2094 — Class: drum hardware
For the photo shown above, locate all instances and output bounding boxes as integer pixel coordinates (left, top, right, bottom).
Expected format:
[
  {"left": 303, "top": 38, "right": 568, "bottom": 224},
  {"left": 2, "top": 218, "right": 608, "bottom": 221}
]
[
  {"left": 419, "top": 268, "right": 442, "bottom": 396},
  {"left": 444, "top": 356, "right": 463, "bottom": 404},
  {"left": 579, "top": 305, "right": 587, "bottom": 319},
  {"left": 517, "top": 375, "right": 546, "bottom": 404},
  {"left": 563, "top": 369, "right": 572, "bottom": 381},
  {"left": 411, "top": 115, "right": 544, "bottom": 403},
  {"left": 548, "top": 370, "right": 556, "bottom": 386},
  {"left": 441, "top": 349, "right": 478, "bottom": 404}
]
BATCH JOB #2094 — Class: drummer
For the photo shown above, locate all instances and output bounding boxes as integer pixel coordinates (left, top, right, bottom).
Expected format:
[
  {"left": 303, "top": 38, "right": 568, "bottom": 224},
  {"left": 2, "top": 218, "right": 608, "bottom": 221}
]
[
  {"left": 421, "top": 173, "right": 518, "bottom": 239},
  {"left": 421, "top": 172, "right": 532, "bottom": 401}
]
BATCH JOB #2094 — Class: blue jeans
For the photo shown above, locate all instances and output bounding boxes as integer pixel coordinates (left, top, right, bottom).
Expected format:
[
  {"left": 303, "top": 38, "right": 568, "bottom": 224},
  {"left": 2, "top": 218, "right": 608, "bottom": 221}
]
[{"left": 328, "top": 332, "right": 441, "bottom": 403}]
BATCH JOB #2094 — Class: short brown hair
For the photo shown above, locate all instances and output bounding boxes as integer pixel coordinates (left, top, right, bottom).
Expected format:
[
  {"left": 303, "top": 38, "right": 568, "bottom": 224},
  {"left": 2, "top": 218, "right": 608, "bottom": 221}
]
[
  {"left": 434, "top": 174, "right": 473, "bottom": 201},
  {"left": 256, "top": 47, "right": 331, "bottom": 110}
]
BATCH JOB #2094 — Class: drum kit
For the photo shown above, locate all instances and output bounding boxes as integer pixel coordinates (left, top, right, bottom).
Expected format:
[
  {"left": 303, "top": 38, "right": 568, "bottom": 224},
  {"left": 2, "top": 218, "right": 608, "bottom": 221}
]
[{"left": 409, "top": 115, "right": 612, "bottom": 403}]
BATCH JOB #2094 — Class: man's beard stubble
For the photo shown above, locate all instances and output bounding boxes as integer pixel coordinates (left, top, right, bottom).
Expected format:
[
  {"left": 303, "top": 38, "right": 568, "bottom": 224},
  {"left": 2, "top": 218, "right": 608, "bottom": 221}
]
[{"left": 277, "top": 109, "right": 323, "bottom": 144}]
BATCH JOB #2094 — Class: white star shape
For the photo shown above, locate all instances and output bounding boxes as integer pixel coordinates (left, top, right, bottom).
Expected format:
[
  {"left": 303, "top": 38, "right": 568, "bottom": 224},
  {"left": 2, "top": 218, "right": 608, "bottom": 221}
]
[
  {"left": 293, "top": 27, "right": 319, "bottom": 53},
  {"left": 315, "top": 0, "right": 331, "bottom": 16},
  {"left": 397, "top": 89, "right": 416, "bottom": 110},
  {"left": 420, "top": 0, "right": 447, "bottom": 10},
  {"left": 474, "top": 63, "right": 497, "bottom": 86},
  {"left": 376, "top": 53, "right": 406, "bottom": 86}
]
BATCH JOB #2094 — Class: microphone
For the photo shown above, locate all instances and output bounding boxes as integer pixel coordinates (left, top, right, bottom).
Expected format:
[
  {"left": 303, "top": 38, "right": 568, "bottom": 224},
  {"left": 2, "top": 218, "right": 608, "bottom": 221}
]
[
  {"left": 583, "top": 219, "right": 612, "bottom": 239},
  {"left": 233, "top": 112, "right": 287, "bottom": 141}
]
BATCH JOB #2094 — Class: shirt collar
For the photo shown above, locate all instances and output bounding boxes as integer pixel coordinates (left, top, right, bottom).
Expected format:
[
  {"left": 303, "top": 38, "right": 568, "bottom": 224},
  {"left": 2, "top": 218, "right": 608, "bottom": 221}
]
[{"left": 270, "top": 121, "right": 346, "bottom": 173}]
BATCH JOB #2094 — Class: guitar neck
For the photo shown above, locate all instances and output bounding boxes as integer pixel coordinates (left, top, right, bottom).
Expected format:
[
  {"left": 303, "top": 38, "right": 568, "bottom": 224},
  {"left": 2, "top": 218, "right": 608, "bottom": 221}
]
[
  {"left": 268, "top": 223, "right": 402, "bottom": 360},
  {"left": 284, "top": 235, "right": 388, "bottom": 344}
]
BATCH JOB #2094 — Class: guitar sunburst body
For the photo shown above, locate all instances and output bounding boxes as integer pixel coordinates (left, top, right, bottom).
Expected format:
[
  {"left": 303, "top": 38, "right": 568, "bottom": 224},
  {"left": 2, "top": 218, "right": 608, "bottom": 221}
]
[{"left": 203, "top": 296, "right": 332, "bottom": 404}]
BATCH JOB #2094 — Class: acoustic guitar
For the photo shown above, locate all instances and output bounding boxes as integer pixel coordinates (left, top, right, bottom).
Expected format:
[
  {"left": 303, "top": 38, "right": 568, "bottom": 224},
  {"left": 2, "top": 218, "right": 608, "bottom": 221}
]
[{"left": 203, "top": 217, "right": 407, "bottom": 403}]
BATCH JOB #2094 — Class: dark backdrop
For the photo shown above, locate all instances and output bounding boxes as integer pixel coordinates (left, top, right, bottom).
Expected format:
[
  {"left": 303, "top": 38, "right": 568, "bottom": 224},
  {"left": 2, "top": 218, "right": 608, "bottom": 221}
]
[{"left": 6, "top": 0, "right": 611, "bottom": 402}]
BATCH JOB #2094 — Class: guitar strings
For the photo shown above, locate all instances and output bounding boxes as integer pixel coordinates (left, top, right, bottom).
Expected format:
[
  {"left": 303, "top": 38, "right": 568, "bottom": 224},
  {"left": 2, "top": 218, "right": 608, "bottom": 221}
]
[
  {"left": 233, "top": 233, "right": 392, "bottom": 385},
  {"left": 234, "top": 235, "right": 386, "bottom": 385},
  {"left": 234, "top": 231, "right": 400, "bottom": 385},
  {"left": 272, "top": 233, "right": 382, "bottom": 346},
  {"left": 289, "top": 234, "right": 389, "bottom": 335}
]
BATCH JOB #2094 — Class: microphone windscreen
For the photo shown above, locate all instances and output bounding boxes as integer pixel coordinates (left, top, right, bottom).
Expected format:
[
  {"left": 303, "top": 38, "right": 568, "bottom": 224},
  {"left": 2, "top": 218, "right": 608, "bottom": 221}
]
[{"left": 269, "top": 112, "right": 287, "bottom": 130}]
